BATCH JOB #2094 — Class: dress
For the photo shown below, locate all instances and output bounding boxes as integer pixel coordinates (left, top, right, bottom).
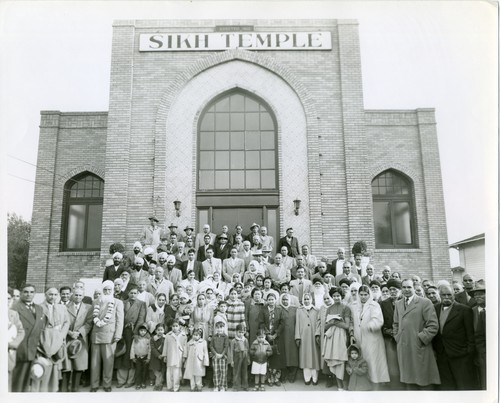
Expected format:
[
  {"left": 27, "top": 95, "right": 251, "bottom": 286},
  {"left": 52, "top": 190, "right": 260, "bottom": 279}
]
[
  {"left": 183, "top": 338, "right": 209, "bottom": 378},
  {"left": 350, "top": 299, "right": 389, "bottom": 383},
  {"left": 191, "top": 304, "right": 214, "bottom": 340},
  {"left": 321, "top": 303, "right": 350, "bottom": 375},
  {"left": 245, "top": 300, "right": 264, "bottom": 344},
  {"left": 295, "top": 306, "right": 320, "bottom": 370}
]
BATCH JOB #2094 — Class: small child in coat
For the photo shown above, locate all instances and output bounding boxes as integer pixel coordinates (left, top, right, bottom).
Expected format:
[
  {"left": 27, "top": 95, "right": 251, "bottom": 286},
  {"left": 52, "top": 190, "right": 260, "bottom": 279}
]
[
  {"left": 346, "top": 344, "right": 372, "bottom": 391},
  {"left": 212, "top": 300, "right": 228, "bottom": 336},
  {"left": 183, "top": 328, "right": 209, "bottom": 391},
  {"left": 130, "top": 324, "right": 151, "bottom": 390},
  {"left": 150, "top": 323, "right": 166, "bottom": 391},
  {"left": 163, "top": 320, "right": 187, "bottom": 392},
  {"left": 250, "top": 329, "right": 273, "bottom": 391},
  {"left": 210, "top": 320, "right": 230, "bottom": 391},
  {"left": 228, "top": 323, "right": 250, "bottom": 391}
]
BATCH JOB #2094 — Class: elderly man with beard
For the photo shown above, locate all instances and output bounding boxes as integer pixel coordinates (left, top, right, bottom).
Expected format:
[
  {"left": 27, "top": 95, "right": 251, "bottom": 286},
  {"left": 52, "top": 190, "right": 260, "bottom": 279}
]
[
  {"left": 115, "top": 287, "right": 147, "bottom": 388},
  {"left": 89, "top": 280, "right": 124, "bottom": 392},
  {"left": 379, "top": 279, "right": 404, "bottom": 390},
  {"left": 432, "top": 285, "right": 476, "bottom": 390},
  {"left": 103, "top": 252, "right": 125, "bottom": 282},
  {"left": 131, "top": 257, "right": 151, "bottom": 286},
  {"left": 147, "top": 266, "right": 174, "bottom": 302}
]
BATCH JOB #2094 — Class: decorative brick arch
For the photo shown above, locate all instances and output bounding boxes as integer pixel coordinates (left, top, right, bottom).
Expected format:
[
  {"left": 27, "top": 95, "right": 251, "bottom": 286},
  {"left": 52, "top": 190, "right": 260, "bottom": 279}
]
[
  {"left": 57, "top": 165, "right": 105, "bottom": 187},
  {"left": 152, "top": 50, "right": 323, "bottom": 247},
  {"left": 368, "top": 163, "right": 418, "bottom": 183}
]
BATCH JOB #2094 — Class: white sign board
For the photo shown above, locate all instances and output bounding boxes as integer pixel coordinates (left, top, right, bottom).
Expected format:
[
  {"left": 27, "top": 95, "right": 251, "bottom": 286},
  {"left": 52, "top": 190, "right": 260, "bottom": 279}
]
[{"left": 139, "top": 32, "right": 332, "bottom": 52}]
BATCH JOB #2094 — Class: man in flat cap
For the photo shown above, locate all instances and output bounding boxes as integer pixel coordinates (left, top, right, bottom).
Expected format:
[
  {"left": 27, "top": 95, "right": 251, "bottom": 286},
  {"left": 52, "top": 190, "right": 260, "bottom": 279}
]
[
  {"left": 215, "top": 233, "right": 231, "bottom": 260},
  {"left": 140, "top": 216, "right": 162, "bottom": 253}
]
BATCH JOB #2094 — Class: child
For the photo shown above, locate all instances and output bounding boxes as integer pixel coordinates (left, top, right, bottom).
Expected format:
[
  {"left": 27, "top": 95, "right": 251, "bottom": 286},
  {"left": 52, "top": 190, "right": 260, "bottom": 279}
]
[
  {"left": 130, "top": 323, "right": 151, "bottom": 390},
  {"left": 346, "top": 344, "right": 372, "bottom": 391},
  {"left": 176, "top": 303, "right": 194, "bottom": 336},
  {"left": 228, "top": 323, "right": 250, "bottom": 391},
  {"left": 183, "top": 328, "right": 209, "bottom": 391},
  {"left": 163, "top": 319, "right": 187, "bottom": 392},
  {"left": 250, "top": 329, "right": 273, "bottom": 391},
  {"left": 210, "top": 321, "right": 230, "bottom": 391},
  {"left": 213, "top": 300, "right": 228, "bottom": 336},
  {"left": 150, "top": 323, "right": 166, "bottom": 391}
]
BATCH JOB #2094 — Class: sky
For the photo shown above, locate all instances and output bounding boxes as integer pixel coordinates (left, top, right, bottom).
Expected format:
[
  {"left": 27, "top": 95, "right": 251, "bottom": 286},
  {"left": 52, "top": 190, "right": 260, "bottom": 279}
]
[{"left": 0, "top": 0, "right": 497, "bottom": 264}]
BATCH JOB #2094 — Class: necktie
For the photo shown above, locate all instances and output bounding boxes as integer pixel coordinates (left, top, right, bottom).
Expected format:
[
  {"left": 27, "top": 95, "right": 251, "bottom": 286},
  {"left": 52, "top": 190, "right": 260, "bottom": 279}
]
[
  {"left": 405, "top": 297, "right": 410, "bottom": 309},
  {"left": 27, "top": 303, "right": 36, "bottom": 316}
]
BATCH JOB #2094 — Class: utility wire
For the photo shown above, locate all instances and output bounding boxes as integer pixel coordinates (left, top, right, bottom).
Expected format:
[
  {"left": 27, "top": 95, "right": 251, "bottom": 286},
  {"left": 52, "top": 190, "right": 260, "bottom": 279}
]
[
  {"left": 8, "top": 154, "right": 80, "bottom": 185},
  {"left": 8, "top": 173, "right": 55, "bottom": 189}
]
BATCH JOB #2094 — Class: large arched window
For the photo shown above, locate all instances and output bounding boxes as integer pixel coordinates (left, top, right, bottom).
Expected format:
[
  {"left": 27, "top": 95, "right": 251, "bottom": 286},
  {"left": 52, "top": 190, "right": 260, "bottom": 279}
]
[
  {"left": 372, "top": 170, "right": 417, "bottom": 249},
  {"left": 198, "top": 91, "right": 277, "bottom": 191},
  {"left": 62, "top": 172, "right": 104, "bottom": 251}
]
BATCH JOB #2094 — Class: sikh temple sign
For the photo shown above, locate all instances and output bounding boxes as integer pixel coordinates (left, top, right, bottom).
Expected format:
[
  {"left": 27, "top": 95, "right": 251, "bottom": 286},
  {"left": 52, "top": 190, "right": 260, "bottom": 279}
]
[{"left": 139, "top": 31, "right": 332, "bottom": 51}]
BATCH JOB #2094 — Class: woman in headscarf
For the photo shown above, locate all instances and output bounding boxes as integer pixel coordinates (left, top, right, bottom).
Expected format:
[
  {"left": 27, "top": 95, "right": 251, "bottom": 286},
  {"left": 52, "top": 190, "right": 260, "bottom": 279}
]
[
  {"left": 245, "top": 288, "right": 265, "bottom": 345},
  {"left": 145, "top": 292, "right": 167, "bottom": 334},
  {"left": 179, "top": 270, "right": 200, "bottom": 295},
  {"left": 349, "top": 285, "right": 389, "bottom": 389},
  {"left": 321, "top": 286, "right": 351, "bottom": 391},
  {"left": 278, "top": 293, "right": 299, "bottom": 383},
  {"left": 346, "top": 281, "right": 361, "bottom": 306},
  {"left": 242, "top": 260, "right": 260, "bottom": 284},
  {"left": 314, "top": 291, "right": 335, "bottom": 387},
  {"left": 295, "top": 293, "right": 321, "bottom": 385},
  {"left": 164, "top": 293, "right": 180, "bottom": 331},
  {"left": 191, "top": 293, "right": 213, "bottom": 341}
]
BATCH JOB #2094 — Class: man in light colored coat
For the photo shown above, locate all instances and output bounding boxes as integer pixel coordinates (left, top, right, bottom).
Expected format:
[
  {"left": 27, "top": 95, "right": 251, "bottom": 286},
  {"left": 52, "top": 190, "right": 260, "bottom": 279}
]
[
  {"left": 222, "top": 247, "right": 245, "bottom": 282},
  {"left": 89, "top": 281, "right": 124, "bottom": 392}
]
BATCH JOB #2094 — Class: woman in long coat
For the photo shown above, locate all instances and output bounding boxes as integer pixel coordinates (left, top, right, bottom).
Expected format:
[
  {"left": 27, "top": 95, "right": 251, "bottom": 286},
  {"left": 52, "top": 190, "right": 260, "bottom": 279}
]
[
  {"left": 295, "top": 293, "right": 321, "bottom": 384},
  {"left": 191, "top": 293, "right": 214, "bottom": 340},
  {"left": 349, "top": 285, "right": 389, "bottom": 387},
  {"left": 314, "top": 291, "right": 335, "bottom": 386},
  {"left": 278, "top": 293, "right": 299, "bottom": 382},
  {"left": 245, "top": 288, "right": 265, "bottom": 345}
]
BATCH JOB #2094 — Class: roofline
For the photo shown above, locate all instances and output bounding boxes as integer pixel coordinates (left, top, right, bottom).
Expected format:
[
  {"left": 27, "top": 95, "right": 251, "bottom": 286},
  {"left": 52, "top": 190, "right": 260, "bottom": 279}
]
[{"left": 449, "top": 233, "right": 485, "bottom": 248}]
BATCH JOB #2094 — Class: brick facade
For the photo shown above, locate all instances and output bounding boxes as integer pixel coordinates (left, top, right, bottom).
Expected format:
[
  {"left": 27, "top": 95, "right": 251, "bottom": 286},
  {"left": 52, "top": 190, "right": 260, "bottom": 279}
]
[{"left": 27, "top": 19, "right": 449, "bottom": 289}]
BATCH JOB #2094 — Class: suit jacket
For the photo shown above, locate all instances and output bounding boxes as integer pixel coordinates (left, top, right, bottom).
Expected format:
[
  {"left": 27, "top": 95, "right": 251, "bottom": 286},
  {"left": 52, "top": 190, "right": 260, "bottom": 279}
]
[
  {"left": 289, "top": 279, "right": 313, "bottom": 304},
  {"left": 12, "top": 301, "right": 46, "bottom": 362},
  {"left": 164, "top": 267, "right": 183, "bottom": 287},
  {"left": 195, "top": 232, "right": 216, "bottom": 250},
  {"left": 328, "top": 258, "right": 345, "bottom": 277},
  {"left": 103, "top": 264, "right": 125, "bottom": 282},
  {"left": 237, "top": 249, "right": 254, "bottom": 269},
  {"left": 362, "top": 275, "right": 376, "bottom": 286},
  {"left": 379, "top": 298, "right": 397, "bottom": 338},
  {"left": 131, "top": 269, "right": 150, "bottom": 286},
  {"left": 472, "top": 306, "right": 486, "bottom": 356},
  {"left": 433, "top": 302, "right": 474, "bottom": 358},
  {"left": 66, "top": 301, "right": 93, "bottom": 341},
  {"left": 215, "top": 243, "right": 232, "bottom": 260},
  {"left": 90, "top": 298, "right": 124, "bottom": 344},
  {"left": 202, "top": 258, "right": 223, "bottom": 279},
  {"left": 123, "top": 299, "right": 147, "bottom": 332},
  {"left": 196, "top": 243, "right": 211, "bottom": 262},
  {"left": 147, "top": 278, "right": 175, "bottom": 301},
  {"left": 181, "top": 260, "right": 204, "bottom": 282},
  {"left": 455, "top": 290, "right": 477, "bottom": 307},
  {"left": 222, "top": 257, "right": 246, "bottom": 282},
  {"left": 277, "top": 236, "right": 300, "bottom": 257}
]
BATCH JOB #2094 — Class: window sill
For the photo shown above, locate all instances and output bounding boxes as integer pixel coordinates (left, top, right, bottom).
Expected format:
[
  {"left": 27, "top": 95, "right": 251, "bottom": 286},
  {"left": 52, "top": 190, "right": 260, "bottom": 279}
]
[
  {"left": 57, "top": 251, "right": 101, "bottom": 256},
  {"left": 375, "top": 249, "right": 421, "bottom": 253}
]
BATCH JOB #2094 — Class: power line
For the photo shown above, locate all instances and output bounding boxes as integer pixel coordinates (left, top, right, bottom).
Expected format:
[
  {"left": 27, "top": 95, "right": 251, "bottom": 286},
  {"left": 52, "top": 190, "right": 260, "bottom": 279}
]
[
  {"left": 8, "top": 154, "right": 80, "bottom": 185},
  {"left": 8, "top": 173, "right": 55, "bottom": 189}
]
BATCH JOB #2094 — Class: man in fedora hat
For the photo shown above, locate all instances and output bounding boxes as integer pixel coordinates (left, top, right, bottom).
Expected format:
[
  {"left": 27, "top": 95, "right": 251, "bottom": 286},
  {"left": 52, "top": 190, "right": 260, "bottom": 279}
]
[
  {"left": 182, "top": 225, "right": 195, "bottom": 244},
  {"left": 61, "top": 287, "right": 93, "bottom": 392},
  {"left": 141, "top": 216, "right": 163, "bottom": 253},
  {"left": 246, "top": 222, "right": 261, "bottom": 242},
  {"left": 215, "top": 233, "right": 231, "bottom": 260},
  {"left": 469, "top": 280, "right": 486, "bottom": 389}
]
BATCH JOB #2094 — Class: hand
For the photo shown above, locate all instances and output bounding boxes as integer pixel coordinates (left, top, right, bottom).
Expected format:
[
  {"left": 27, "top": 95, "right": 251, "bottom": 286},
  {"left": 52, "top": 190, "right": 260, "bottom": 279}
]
[
  {"left": 346, "top": 368, "right": 352, "bottom": 375},
  {"left": 113, "top": 337, "right": 121, "bottom": 343},
  {"left": 295, "top": 339, "right": 301, "bottom": 348},
  {"left": 315, "top": 335, "right": 320, "bottom": 346},
  {"left": 132, "top": 358, "right": 137, "bottom": 364},
  {"left": 163, "top": 357, "right": 168, "bottom": 363}
]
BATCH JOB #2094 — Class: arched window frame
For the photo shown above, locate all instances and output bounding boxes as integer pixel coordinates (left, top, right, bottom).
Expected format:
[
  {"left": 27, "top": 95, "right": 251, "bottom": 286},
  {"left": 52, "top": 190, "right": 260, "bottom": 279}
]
[
  {"left": 61, "top": 172, "right": 104, "bottom": 251},
  {"left": 372, "top": 169, "right": 417, "bottom": 249},
  {"left": 197, "top": 89, "right": 278, "bottom": 193}
]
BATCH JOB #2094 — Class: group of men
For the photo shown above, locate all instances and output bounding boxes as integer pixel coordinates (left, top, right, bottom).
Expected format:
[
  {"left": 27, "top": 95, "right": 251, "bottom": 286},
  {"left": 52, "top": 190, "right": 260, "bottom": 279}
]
[{"left": 7, "top": 219, "right": 487, "bottom": 393}]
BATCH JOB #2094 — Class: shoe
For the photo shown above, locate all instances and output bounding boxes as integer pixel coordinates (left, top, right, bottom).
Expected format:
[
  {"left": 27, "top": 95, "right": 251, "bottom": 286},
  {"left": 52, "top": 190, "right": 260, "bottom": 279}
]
[
  {"left": 274, "top": 381, "right": 281, "bottom": 387},
  {"left": 326, "top": 377, "right": 334, "bottom": 388},
  {"left": 116, "top": 384, "right": 125, "bottom": 389},
  {"left": 141, "top": 384, "right": 147, "bottom": 389},
  {"left": 125, "top": 383, "right": 135, "bottom": 388},
  {"left": 213, "top": 387, "right": 219, "bottom": 392},
  {"left": 305, "top": 380, "right": 311, "bottom": 385},
  {"left": 135, "top": 386, "right": 141, "bottom": 390},
  {"left": 220, "top": 387, "right": 225, "bottom": 392},
  {"left": 104, "top": 387, "right": 112, "bottom": 392},
  {"left": 259, "top": 385, "right": 266, "bottom": 391},
  {"left": 312, "top": 380, "right": 318, "bottom": 386},
  {"left": 149, "top": 381, "right": 154, "bottom": 386},
  {"left": 337, "top": 388, "right": 345, "bottom": 391},
  {"left": 90, "top": 388, "right": 98, "bottom": 392}
]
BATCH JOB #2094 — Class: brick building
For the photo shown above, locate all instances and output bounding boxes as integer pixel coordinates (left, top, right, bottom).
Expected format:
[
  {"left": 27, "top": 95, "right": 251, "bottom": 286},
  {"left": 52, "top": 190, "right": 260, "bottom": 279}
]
[{"left": 27, "top": 19, "right": 449, "bottom": 289}]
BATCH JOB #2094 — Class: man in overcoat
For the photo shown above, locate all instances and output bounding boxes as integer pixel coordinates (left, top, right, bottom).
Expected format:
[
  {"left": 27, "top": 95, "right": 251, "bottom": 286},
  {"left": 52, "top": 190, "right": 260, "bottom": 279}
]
[
  {"left": 393, "top": 279, "right": 440, "bottom": 390},
  {"left": 11, "top": 284, "right": 46, "bottom": 392},
  {"left": 89, "top": 280, "right": 124, "bottom": 392},
  {"left": 432, "top": 285, "right": 476, "bottom": 390}
]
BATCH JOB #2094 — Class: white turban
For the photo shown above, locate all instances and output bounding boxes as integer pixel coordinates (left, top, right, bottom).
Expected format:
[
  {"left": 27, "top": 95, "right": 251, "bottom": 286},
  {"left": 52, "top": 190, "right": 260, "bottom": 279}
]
[
  {"left": 166, "top": 255, "right": 176, "bottom": 264},
  {"left": 144, "top": 247, "right": 154, "bottom": 255},
  {"left": 133, "top": 241, "right": 142, "bottom": 250},
  {"left": 158, "top": 252, "right": 168, "bottom": 260},
  {"left": 134, "top": 257, "right": 144, "bottom": 265},
  {"left": 102, "top": 280, "right": 114, "bottom": 290},
  {"left": 112, "top": 252, "right": 123, "bottom": 259}
]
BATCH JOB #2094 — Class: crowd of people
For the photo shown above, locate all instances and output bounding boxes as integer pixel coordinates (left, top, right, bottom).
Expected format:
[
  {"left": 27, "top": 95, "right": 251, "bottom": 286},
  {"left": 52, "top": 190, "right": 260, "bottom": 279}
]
[{"left": 8, "top": 218, "right": 487, "bottom": 393}]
